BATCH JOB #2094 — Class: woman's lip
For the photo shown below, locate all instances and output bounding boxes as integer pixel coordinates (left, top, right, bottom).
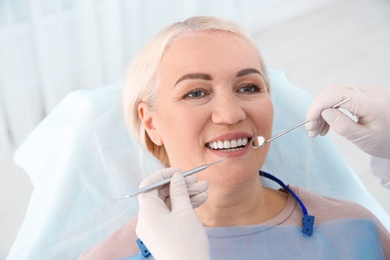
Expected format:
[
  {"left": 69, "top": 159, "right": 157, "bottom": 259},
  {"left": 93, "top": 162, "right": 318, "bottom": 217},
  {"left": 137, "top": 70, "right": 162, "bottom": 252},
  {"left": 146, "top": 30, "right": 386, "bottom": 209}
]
[{"left": 206, "top": 132, "right": 252, "bottom": 143}]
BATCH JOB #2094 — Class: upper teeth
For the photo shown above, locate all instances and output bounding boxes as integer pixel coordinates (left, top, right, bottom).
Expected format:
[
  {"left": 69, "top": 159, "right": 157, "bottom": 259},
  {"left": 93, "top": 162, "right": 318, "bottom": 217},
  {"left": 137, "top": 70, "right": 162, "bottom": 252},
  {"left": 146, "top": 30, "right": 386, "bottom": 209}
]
[{"left": 207, "top": 138, "right": 248, "bottom": 150}]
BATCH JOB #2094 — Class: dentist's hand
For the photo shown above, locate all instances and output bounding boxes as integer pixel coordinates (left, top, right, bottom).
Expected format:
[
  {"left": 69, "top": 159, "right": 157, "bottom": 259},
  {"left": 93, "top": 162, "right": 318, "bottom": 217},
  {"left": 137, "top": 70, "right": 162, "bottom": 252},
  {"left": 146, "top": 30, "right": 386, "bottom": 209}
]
[
  {"left": 136, "top": 168, "right": 210, "bottom": 260},
  {"left": 306, "top": 84, "right": 390, "bottom": 159}
]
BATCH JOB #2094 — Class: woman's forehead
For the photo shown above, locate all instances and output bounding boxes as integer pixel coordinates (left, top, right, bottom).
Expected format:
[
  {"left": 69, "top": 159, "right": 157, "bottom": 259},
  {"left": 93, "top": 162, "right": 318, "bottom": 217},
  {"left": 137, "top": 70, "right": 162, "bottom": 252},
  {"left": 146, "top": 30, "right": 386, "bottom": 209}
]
[
  {"left": 159, "top": 31, "right": 261, "bottom": 79},
  {"left": 165, "top": 31, "right": 257, "bottom": 57}
]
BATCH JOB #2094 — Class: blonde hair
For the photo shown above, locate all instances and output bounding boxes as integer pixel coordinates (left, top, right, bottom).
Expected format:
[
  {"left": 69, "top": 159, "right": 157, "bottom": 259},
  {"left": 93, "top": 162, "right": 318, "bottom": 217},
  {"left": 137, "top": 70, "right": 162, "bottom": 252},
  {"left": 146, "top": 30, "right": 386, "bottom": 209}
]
[{"left": 123, "top": 16, "right": 269, "bottom": 167}]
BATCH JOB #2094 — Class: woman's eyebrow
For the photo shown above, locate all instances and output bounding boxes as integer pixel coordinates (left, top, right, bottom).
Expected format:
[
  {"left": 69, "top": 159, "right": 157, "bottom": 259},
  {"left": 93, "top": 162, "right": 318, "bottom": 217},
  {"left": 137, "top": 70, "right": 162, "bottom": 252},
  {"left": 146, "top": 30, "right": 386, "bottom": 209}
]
[
  {"left": 174, "top": 68, "right": 261, "bottom": 86},
  {"left": 236, "top": 68, "right": 262, "bottom": 77},
  {"left": 175, "top": 73, "right": 212, "bottom": 86}
]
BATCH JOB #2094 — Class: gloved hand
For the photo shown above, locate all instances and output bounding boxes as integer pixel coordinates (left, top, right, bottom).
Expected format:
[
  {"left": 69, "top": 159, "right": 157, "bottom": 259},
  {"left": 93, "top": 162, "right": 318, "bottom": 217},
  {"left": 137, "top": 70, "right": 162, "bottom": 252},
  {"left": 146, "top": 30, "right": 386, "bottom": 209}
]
[
  {"left": 136, "top": 168, "right": 210, "bottom": 260},
  {"left": 306, "top": 84, "right": 390, "bottom": 159}
]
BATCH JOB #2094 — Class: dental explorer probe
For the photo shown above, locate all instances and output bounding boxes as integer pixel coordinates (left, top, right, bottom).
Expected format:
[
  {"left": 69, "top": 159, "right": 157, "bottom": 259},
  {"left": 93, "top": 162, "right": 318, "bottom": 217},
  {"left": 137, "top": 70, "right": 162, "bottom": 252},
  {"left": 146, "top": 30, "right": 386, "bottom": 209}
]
[
  {"left": 250, "top": 97, "right": 351, "bottom": 149},
  {"left": 103, "top": 155, "right": 227, "bottom": 209}
]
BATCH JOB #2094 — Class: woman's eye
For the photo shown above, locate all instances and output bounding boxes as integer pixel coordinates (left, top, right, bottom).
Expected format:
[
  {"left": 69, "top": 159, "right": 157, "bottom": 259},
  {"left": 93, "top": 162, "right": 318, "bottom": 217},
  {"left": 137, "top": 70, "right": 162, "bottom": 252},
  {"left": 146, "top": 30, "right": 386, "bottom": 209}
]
[
  {"left": 238, "top": 84, "right": 261, "bottom": 93},
  {"left": 184, "top": 89, "right": 206, "bottom": 99}
]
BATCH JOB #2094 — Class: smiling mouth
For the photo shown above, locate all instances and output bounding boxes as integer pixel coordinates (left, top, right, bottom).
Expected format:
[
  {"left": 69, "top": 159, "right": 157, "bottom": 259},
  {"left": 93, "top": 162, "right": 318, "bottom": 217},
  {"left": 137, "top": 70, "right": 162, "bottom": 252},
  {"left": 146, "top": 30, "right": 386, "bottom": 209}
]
[{"left": 206, "top": 138, "right": 249, "bottom": 151}]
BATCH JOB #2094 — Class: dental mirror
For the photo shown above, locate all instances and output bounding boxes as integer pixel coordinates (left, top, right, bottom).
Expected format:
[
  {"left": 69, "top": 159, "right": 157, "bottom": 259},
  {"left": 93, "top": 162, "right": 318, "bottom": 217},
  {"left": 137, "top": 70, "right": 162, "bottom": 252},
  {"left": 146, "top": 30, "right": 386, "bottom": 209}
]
[{"left": 251, "top": 97, "right": 351, "bottom": 149}]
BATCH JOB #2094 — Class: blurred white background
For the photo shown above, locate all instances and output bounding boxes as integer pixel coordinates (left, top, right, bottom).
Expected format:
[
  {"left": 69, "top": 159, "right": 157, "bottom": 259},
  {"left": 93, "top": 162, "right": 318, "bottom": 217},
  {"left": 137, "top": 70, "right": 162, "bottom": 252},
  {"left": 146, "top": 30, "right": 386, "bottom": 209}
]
[{"left": 1, "top": 0, "right": 389, "bottom": 258}]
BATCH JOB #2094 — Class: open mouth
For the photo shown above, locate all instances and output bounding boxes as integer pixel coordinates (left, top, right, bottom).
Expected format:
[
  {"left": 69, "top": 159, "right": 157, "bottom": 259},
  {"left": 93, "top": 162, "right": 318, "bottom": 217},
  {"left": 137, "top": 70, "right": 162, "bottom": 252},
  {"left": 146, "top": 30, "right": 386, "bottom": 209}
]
[{"left": 206, "top": 137, "right": 249, "bottom": 152}]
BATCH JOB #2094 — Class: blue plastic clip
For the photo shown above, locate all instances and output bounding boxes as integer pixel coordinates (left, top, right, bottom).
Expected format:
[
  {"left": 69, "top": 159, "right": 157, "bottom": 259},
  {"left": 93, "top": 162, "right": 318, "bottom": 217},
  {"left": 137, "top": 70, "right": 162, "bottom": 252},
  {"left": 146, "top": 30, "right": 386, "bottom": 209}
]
[
  {"left": 302, "top": 215, "right": 315, "bottom": 236},
  {"left": 136, "top": 238, "right": 151, "bottom": 257}
]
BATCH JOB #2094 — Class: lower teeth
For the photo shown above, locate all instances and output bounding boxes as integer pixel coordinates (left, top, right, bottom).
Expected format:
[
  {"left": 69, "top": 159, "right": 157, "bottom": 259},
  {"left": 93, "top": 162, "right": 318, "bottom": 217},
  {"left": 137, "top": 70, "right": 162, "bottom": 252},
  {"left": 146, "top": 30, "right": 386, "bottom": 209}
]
[{"left": 213, "top": 146, "right": 244, "bottom": 151}]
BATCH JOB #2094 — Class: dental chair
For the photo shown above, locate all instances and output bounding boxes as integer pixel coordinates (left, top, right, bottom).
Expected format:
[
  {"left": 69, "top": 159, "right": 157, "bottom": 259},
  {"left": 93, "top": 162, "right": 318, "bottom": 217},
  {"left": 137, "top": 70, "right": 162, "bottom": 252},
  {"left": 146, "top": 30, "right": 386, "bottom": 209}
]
[{"left": 7, "top": 70, "right": 390, "bottom": 259}]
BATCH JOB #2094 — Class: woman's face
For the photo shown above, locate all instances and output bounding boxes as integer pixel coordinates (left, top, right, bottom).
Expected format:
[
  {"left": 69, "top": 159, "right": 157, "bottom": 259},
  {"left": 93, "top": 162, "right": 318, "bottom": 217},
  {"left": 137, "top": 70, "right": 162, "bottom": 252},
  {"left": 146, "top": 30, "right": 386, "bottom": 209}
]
[{"left": 139, "top": 31, "right": 273, "bottom": 186}]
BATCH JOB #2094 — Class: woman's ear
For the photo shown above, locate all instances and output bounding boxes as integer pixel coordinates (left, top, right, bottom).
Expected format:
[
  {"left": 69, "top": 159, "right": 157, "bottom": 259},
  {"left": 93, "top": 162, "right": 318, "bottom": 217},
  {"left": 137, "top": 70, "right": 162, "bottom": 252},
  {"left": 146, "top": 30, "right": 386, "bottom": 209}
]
[{"left": 138, "top": 102, "right": 163, "bottom": 146}]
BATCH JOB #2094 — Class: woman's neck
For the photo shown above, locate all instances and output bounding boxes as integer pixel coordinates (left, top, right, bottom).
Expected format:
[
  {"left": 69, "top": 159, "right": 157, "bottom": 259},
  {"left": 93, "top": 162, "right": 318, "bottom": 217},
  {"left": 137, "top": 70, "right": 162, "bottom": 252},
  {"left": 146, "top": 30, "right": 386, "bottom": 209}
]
[{"left": 195, "top": 184, "right": 288, "bottom": 227}]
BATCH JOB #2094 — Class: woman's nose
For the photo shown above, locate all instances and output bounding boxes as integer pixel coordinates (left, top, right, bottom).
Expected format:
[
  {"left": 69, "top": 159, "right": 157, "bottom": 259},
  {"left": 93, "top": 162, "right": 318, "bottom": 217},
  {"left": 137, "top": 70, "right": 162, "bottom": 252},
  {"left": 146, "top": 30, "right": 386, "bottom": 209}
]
[{"left": 211, "top": 93, "right": 246, "bottom": 125}]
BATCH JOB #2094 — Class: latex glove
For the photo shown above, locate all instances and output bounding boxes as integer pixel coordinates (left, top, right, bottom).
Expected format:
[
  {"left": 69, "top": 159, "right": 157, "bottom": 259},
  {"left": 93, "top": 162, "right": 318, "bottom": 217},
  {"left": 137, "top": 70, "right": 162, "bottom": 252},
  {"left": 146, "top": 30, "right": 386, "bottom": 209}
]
[
  {"left": 306, "top": 84, "right": 390, "bottom": 159},
  {"left": 136, "top": 168, "right": 210, "bottom": 260},
  {"left": 371, "top": 157, "right": 390, "bottom": 188}
]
